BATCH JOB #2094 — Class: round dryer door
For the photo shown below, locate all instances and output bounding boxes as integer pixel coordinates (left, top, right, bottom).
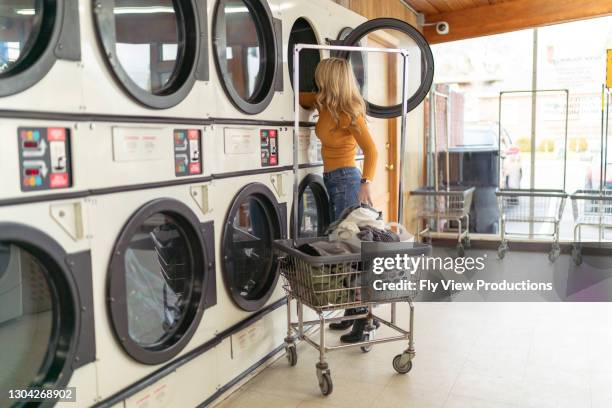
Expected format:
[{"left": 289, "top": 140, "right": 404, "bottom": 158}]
[
  {"left": 222, "top": 183, "right": 284, "bottom": 311},
  {"left": 0, "top": 0, "right": 79, "bottom": 96},
  {"left": 339, "top": 18, "right": 435, "bottom": 118},
  {"left": 0, "top": 225, "right": 81, "bottom": 407},
  {"left": 288, "top": 17, "right": 320, "bottom": 94},
  {"left": 93, "top": 0, "right": 201, "bottom": 109},
  {"left": 213, "top": 0, "right": 278, "bottom": 114},
  {"left": 296, "top": 174, "right": 330, "bottom": 238},
  {"left": 108, "top": 199, "right": 208, "bottom": 365},
  {"left": 337, "top": 27, "right": 366, "bottom": 95}
]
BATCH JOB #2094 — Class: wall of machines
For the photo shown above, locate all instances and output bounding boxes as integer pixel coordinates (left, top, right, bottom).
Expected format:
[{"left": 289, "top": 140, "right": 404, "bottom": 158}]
[{"left": 0, "top": 0, "right": 430, "bottom": 407}]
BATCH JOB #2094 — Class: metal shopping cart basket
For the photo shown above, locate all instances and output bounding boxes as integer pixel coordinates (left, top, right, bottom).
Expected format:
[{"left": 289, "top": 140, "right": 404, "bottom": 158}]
[
  {"left": 412, "top": 186, "right": 475, "bottom": 256},
  {"left": 570, "top": 189, "right": 612, "bottom": 265},
  {"left": 273, "top": 238, "right": 431, "bottom": 395},
  {"left": 496, "top": 189, "right": 568, "bottom": 261}
]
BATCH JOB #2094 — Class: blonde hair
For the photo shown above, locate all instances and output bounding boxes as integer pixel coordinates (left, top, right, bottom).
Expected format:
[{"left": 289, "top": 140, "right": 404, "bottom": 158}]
[{"left": 314, "top": 58, "right": 366, "bottom": 134}]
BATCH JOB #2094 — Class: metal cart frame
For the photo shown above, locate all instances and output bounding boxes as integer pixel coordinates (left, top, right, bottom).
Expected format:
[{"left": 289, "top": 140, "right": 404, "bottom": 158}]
[
  {"left": 570, "top": 86, "right": 612, "bottom": 264},
  {"left": 412, "top": 89, "right": 475, "bottom": 256},
  {"left": 281, "top": 43, "right": 418, "bottom": 396},
  {"left": 496, "top": 189, "right": 568, "bottom": 261},
  {"left": 496, "top": 89, "right": 570, "bottom": 262},
  {"left": 412, "top": 186, "right": 475, "bottom": 256}
]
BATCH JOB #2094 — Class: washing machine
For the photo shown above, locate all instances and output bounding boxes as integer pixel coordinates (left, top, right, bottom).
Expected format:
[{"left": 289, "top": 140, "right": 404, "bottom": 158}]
[
  {"left": 81, "top": 121, "right": 220, "bottom": 403},
  {"left": 0, "top": 128, "right": 97, "bottom": 406},
  {"left": 79, "top": 0, "right": 209, "bottom": 117},
  {"left": 0, "top": 0, "right": 83, "bottom": 114}
]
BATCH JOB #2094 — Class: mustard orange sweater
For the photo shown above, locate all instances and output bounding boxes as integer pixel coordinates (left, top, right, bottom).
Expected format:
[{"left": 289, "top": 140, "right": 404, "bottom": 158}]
[{"left": 300, "top": 92, "right": 378, "bottom": 181}]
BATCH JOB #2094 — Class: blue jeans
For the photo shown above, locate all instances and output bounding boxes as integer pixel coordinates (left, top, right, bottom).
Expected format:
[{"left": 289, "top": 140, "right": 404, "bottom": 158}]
[{"left": 324, "top": 167, "right": 361, "bottom": 222}]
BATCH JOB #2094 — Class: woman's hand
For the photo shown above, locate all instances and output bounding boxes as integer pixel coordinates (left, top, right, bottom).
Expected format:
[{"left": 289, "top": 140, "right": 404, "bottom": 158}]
[{"left": 359, "top": 183, "right": 373, "bottom": 206}]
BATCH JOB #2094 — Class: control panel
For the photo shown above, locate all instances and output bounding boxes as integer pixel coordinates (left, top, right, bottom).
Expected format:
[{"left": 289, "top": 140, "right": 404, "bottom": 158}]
[
  {"left": 174, "top": 129, "right": 202, "bottom": 176},
  {"left": 18, "top": 127, "right": 72, "bottom": 191},
  {"left": 260, "top": 128, "right": 279, "bottom": 167}
]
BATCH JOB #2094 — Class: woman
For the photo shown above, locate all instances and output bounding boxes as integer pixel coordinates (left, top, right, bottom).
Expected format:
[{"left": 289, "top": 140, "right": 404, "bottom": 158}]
[{"left": 300, "top": 57, "right": 377, "bottom": 343}]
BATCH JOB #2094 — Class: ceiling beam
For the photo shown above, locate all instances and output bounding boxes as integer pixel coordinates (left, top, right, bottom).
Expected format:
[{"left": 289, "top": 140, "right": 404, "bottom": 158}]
[{"left": 423, "top": 0, "right": 612, "bottom": 43}]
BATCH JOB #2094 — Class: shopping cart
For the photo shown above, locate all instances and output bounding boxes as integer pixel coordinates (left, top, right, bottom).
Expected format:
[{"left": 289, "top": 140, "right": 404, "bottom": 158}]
[
  {"left": 273, "top": 238, "right": 431, "bottom": 396},
  {"left": 411, "top": 186, "right": 475, "bottom": 256},
  {"left": 496, "top": 189, "right": 567, "bottom": 261},
  {"left": 570, "top": 189, "right": 612, "bottom": 265}
]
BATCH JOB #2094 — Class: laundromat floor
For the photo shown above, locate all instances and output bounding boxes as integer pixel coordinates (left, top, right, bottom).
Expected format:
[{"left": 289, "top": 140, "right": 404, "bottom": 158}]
[{"left": 215, "top": 301, "right": 612, "bottom": 408}]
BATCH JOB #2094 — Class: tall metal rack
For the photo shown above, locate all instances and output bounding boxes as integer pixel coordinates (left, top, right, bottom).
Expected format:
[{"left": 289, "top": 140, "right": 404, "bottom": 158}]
[
  {"left": 277, "top": 42, "right": 427, "bottom": 396},
  {"left": 570, "top": 85, "right": 612, "bottom": 265},
  {"left": 496, "top": 89, "right": 569, "bottom": 262}
]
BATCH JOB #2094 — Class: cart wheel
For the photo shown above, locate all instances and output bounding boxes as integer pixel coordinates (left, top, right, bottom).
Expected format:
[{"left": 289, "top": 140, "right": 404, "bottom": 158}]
[
  {"left": 548, "top": 246, "right": 560, "bottom": 263},
  {"left": 497, "top": 245, "right": 507, "bottom": 260},
  {"left": 464, "top": 236, "right": 471, "bottom": 249},
  {"left": 285, "top": 346, "right": 297, "bottom": 366},
  {"left": 361, "top": 331, "right": 374, "bottom": 353},
  {"left": 392, "top": 354, "right": 413, "bottom": 374},
  {"left": 571, "top": 246, "right": 583, "bottom": 266},
  {"left": 318, "top": 373, "right": 333, "bottom": 396},
  {"left": 457, "top": 244, "right": 465, "bottom": 257}
]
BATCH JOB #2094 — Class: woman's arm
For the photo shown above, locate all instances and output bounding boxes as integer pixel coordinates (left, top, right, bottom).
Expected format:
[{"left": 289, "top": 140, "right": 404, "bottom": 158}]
[
  {"left": 352, "top": 116, "right": 378, "bottom": 205},
  {"left": 299, "top": 92, "right": 316, "bottom": 109}
]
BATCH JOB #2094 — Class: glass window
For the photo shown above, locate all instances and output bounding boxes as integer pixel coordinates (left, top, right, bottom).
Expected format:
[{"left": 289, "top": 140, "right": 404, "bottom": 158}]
[
  {"left": 0, "top": 243, "right": 54, "bottom": 407},
  {"left": 215, "top": 0, "right": 263, "bottom": 101},
  {"left": 299, "top": 185, "right": 320, "bottom": 238},
  {"left": 228, "top": 197, "right": 273, "bottom": 300},
  {"left": 114, "top": 0, "right": 180, "bottom": 93},
  {"left": 0, "top": 0, "right": 43, "bottom": 74},
  {"left": 124, "top": 213, "right": 193, "bottom": 347},
  {"left": 288, "top": 18, "right": 320, "bottom": 92}
]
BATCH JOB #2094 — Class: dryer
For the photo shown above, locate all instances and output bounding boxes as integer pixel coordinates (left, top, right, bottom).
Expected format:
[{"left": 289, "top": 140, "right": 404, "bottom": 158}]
[
  {"left": 80, "top": 0, "right": 209, "bottom": 117},
  {"left": 0, "top": 0, "right": 82, "bottom": 113},
  {"left": 202, "top": 123, "right": 293, "bottom": 389},
  {"left": 83, "top": 121, "right": 219, "bottom": 402},
  {"left": 0, "top": 129, "right": 97, "bottom": 406}
]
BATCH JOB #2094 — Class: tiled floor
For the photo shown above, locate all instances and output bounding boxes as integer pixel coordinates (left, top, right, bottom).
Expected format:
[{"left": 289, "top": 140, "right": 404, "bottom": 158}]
[{"left": 216, "top": 302, "right": 612, "bottom": 408}]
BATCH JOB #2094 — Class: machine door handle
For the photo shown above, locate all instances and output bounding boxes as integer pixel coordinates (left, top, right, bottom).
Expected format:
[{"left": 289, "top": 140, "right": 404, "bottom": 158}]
[{"left": 386, "top": 164, "right": 395, "bottom": 171}]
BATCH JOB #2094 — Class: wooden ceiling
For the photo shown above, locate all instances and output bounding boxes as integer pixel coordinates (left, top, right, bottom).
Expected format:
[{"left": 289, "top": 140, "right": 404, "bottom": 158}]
[
  {"left": 407, "top": 0, "right": 514, "bottom": 16},
  {"left": 406, "top": 0, "right": 612, "bottom": 43}
]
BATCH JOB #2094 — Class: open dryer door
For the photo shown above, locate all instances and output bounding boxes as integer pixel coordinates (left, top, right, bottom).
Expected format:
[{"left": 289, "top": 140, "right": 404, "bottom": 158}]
[{"left": 338, "top": 18, "right": 434, "bottom": 119}]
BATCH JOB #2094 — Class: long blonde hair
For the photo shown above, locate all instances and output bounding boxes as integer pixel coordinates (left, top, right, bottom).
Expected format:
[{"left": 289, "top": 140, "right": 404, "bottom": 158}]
[{"left": 314, "top": 58, "right": 366, "bottom": 134}]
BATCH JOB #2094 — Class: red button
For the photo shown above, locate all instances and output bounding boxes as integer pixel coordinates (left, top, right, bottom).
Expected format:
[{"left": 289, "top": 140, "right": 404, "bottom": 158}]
[
  {"left": 188, "top": 129, "right": 200, "bottom": 140},
  {"left": 269, "top": 130, "right": 277, "bottom": 137},
  {"left": 50, "top": 173, "right": 69, "bottom": 188},
  {"left": 189, "top": 163, "right": 201, "bottom": 174},
  {"left": 270, "top": 157, "right": 277, "bottom": 165},
  {"left": 25, "top": 168, "right": 40, "bottom": 176},
  {"left": 47, "top": 128, "right": 66, "bottom": 141}
]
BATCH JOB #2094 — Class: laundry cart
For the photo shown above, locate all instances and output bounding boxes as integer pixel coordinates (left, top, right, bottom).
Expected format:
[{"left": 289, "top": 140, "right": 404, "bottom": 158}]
[
  {"left": 496, "top": 189, "right": 567, "bottom": 261},
  {"left": 570, "top": 190, "right": 612, "bottom": 264},
  {"left": 274, "top": 238, "right": 430, "bottom": 395},
  {"left": 570, "top": 85, "right": 612, "bottom": 264},
  {"left": 412, "top": 186, "right": 475, "bottom": 256},
  {"left": 496, "top": 89, "right": 570, "bottom": 261},
  {"left": 279, "top": 34, "right": 435, "bottom": 396}
]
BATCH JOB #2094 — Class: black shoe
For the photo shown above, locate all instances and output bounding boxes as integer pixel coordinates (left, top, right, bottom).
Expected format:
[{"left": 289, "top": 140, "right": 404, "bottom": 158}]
[
  {"left": 329, "top": 309, "right": 358, "bottom": 331},
  {"left": 340, "top": 318, "right": 367, "bottom": 343}
]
